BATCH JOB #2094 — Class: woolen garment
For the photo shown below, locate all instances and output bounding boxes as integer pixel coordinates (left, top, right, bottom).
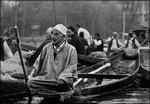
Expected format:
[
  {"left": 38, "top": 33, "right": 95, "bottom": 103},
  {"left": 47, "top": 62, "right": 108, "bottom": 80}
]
[
  {"left": 80, "top": 37, "right": 89, "bottom": 54},
  {"left": 93, "top": 39, "right": 104, "bottom": 51},
  {"left": 106, "top": 37, "right": 123, "bottom": 51},
  {"left": 27, "top": 39, "right": 52, "bottom": 65},
  {"left": 68, "top": 35, "right": 85, "bottom": 55},
  {"left": 0, "top": 37, "right": 4, "bottom": 61},
  {"left": 0, "top": 37, "right": 13, "bottom": 61},
  {"left": 31, "top": 42, "right": 78, "bottom": 86}
]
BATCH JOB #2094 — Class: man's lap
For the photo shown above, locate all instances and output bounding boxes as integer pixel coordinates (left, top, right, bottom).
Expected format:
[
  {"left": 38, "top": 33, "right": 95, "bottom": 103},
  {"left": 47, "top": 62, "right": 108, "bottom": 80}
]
[{"left": 28, "top": 77, "right": 70, "bottom": 92}]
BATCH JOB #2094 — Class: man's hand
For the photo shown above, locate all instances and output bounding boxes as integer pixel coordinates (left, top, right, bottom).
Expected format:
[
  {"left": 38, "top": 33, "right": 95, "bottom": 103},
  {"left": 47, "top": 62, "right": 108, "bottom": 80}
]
[
  {"left": 28, "top": 74, "right": 33, "bottom": 79},
  {"left": 57, "top": 79, "right": 65, "bottom": 85},
  {"left": 28, "top": 68, "right": 36, "bottom": 79}
]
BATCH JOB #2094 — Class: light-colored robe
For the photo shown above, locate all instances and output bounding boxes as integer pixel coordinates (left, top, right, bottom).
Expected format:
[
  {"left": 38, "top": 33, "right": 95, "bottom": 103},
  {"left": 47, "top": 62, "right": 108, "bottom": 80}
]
[{"left": 31, "top": 42, "right": 78, "bottom": 85}]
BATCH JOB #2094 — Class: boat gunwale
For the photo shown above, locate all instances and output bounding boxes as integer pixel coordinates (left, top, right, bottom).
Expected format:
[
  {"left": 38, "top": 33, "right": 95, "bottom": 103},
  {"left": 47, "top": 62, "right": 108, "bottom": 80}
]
[{"left": 77, "top": 58, "right": 140, "bottom": 96}]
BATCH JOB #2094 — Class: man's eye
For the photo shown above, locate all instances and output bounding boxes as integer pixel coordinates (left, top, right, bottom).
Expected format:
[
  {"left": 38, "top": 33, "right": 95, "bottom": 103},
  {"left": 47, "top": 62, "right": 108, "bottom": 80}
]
[{"left": 54, "top": 33, "right": 59, "bottom": 36}]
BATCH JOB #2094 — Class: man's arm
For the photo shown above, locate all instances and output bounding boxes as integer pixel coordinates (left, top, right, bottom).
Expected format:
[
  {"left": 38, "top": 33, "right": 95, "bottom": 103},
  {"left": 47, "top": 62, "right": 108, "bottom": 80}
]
[
  {"left": 118, "top": 39, "right": 124, "bottom": 48},
  {"left": 105, "top": 37, "right": 111, "bottom": 43},
  {"left": 28, "top": 45, "right": 47, "bottom": 78},
  {"left": 123, "top": 40, "right": 127, "bottom": 48},
  {"left": 135, "top": 39, "right": 141, "bottom": 48}
]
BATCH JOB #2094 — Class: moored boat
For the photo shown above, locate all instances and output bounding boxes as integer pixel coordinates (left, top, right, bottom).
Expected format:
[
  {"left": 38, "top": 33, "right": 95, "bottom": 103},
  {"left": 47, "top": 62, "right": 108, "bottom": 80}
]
[
  {"left": 138, "top": 47, "right": 150, "bottom": 87},
  {"left": 71, "top": 55, "right": 139, "bottom": 102},
  {"left": 26, "top": 51, "right": 138, "bottom": 103},
  {"left": 0, "top": 49, "right": 124, "bottom": 103}
]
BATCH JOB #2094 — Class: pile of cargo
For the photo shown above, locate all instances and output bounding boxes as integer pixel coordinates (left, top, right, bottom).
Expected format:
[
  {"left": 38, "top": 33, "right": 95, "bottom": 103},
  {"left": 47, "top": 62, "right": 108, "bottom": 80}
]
[{"left": 100, "top": 60, "right": 136, "bottom": 75}]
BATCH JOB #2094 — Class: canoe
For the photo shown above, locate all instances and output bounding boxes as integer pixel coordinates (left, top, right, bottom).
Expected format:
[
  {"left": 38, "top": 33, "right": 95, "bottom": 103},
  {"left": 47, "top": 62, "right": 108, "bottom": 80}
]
[
  {"left": 138, "top": 47, "right": 150, "bottom": 87},
  {"left": 71, "top": 55, "right": 139, "bottom": 100},
  {"left": 0, "top": 49, "right": 125, "bottom": 103},
  {"left": 25, "top": 50, "right": 138, "bottom": 103}
]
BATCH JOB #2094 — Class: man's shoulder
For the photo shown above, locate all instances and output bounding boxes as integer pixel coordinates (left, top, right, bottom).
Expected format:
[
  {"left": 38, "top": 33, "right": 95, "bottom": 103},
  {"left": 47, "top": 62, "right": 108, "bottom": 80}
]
[{"left": 42, "top": 42, "right": 53, "bottom": 50}]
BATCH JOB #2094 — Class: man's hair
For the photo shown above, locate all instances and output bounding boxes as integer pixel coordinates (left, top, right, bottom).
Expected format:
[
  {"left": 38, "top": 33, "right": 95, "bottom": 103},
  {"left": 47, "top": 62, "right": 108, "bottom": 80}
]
[
  {"left": 95, "top": 33, "right": 100, "bottom": 37},
  {"left": 75, "top": 24, "right": 80, "bottom": 28},
  {"left": 128, "top": 33, "right": 133, "bottom": 38},
  {"left": 68, "top": 26, "right": 76, "bottom": 33},
  {"left": 79, "top": 32, "right": 84, "bottom": 38}
]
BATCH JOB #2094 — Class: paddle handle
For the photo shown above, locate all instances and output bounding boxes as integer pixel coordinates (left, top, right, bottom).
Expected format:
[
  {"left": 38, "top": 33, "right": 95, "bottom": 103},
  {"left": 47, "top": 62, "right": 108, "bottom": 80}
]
[{"left": 14, "top": 26, "right": 28, "bottom": 83}]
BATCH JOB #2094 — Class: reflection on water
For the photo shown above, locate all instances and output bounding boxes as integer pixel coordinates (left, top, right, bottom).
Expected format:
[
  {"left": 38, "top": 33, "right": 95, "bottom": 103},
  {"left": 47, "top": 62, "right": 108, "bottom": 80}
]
[{"left": 90, "top": 87, "right": 150, "bottom": 104}]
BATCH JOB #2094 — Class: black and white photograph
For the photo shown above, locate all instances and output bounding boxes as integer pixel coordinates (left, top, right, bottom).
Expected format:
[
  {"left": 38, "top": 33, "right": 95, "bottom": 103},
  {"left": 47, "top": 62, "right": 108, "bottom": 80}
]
[{"left": 0, "top": 0, "right": 149, "bottom": 104}]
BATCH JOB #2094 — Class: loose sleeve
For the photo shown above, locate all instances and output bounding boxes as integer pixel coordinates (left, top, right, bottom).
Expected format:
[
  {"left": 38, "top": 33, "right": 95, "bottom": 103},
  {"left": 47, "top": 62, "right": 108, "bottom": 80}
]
[
  {"left": 58, "top": 48, "right": 78, "bottom": 85},
  {"left": 32, "top": 45, "right": 47, "bottom": 76},
  {"left": 118, "top": 40, "right": 124, "bottom": 47},
  {"left": 105, "top": 37, "right": 111, "bottom": 43},
  {"left": 123, "top": 40, "right": 128, "bottom": 48},
  {"left": 135, "top": 39, "right": 141, "bottom": 48}
]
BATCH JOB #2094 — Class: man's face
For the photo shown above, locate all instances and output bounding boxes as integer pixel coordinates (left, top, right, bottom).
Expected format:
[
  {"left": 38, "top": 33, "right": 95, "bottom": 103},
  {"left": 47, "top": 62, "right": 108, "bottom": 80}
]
[
  {"left": 51, "top": 29, "right": 64, "bottom": 44},
  {"left": 113, "top": 33, "right": 117, "bottom": 38},
  {"left": 67, "top": 29, "right": 74, "bottom": 37}
]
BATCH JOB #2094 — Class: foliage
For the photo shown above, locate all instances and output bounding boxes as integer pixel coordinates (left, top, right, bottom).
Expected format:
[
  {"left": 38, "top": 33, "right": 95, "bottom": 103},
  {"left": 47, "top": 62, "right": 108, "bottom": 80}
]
[{"left": 1, "top": 1, "right": 149, "bottom": 38}]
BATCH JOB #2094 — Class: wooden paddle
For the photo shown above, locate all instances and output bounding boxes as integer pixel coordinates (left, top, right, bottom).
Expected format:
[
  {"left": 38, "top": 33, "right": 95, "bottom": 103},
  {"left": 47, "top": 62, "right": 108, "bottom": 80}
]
[
  {"left": 73, "top": 63, "right": 111, "bottom": 87},
  {"left": 14, "top": 26, "right": 32, "bottom": 104}
]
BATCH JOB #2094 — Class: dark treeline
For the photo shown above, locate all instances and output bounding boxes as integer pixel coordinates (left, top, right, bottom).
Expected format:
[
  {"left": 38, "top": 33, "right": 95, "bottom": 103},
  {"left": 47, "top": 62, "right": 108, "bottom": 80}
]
[{"left": 1, "top": 1, "right": 149, "bottom": 38}]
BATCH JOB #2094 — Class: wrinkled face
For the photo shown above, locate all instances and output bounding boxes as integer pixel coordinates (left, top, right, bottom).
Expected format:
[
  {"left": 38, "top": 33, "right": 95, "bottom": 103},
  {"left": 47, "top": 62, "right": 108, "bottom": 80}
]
[
  {"left": 51, "top": 29, "right": 64, "bottom": 44},
  {"left": 67, "top": 29, "right": 74, "bottom": 37}
]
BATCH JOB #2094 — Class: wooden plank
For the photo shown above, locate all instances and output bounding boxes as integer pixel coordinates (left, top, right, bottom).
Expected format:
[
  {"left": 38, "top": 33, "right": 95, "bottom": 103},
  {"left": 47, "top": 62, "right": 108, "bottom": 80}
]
[{"left": 78, "top": 74, "right": 128, "bottom": 79}]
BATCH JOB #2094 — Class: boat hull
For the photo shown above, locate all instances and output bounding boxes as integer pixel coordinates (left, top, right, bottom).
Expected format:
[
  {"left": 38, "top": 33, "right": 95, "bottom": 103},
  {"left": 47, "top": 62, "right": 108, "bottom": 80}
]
[
  {"left": 0, "top": 50, "right": 125, "bottom": 101},
  {"left": 76, "top": 58, "right": 139, "bottom": 96},
  {"left": 139, "top": 47, "right": 150, "bottom": 82}
]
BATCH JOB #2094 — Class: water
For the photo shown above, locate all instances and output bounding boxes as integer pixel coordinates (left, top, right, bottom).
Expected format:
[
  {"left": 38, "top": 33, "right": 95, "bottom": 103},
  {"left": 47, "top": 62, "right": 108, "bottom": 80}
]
[{"left": 89, "top": 86, "right": 149, "bottom": 104}]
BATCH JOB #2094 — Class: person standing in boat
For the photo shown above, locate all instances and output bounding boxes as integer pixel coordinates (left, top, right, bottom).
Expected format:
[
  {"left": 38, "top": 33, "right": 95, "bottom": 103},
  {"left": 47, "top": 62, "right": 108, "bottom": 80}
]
[
  {"left": 105, "top": 32, "right": 123, "bottom": 52},
  {"left": 123, "top": 32, "right": 141, "bottom": 59},
  {"left": 27, "top": 24, "right": 78, "bottom": 93},
  {"left": 25, "top": 27, "right": 53, "bottom": 65},
  {"left": 93, "top": 33, "right": 104, "bottom": 52}
]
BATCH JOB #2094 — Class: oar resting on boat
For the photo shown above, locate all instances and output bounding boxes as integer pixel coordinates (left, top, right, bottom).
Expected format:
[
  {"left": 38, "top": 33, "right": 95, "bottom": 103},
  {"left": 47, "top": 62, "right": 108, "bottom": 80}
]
[{"left": 73, "top": 62, "right": 111, "bottom": 87}]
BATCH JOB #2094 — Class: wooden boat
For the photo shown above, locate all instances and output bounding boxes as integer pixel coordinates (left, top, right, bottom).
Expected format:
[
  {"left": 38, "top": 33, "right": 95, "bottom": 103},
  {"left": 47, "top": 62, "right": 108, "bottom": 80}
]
[
  {"left": 0, "top": 46, "right": 125, "bottom": 103},
  {"left": 24, "top": 50, "right": 138, "bottom": 103},
  {"left": 70, "top": 55, "right": 139, "bottom": 103},
  {"left": 138, "top": 47, "right": 150, "bottom": 86}
]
